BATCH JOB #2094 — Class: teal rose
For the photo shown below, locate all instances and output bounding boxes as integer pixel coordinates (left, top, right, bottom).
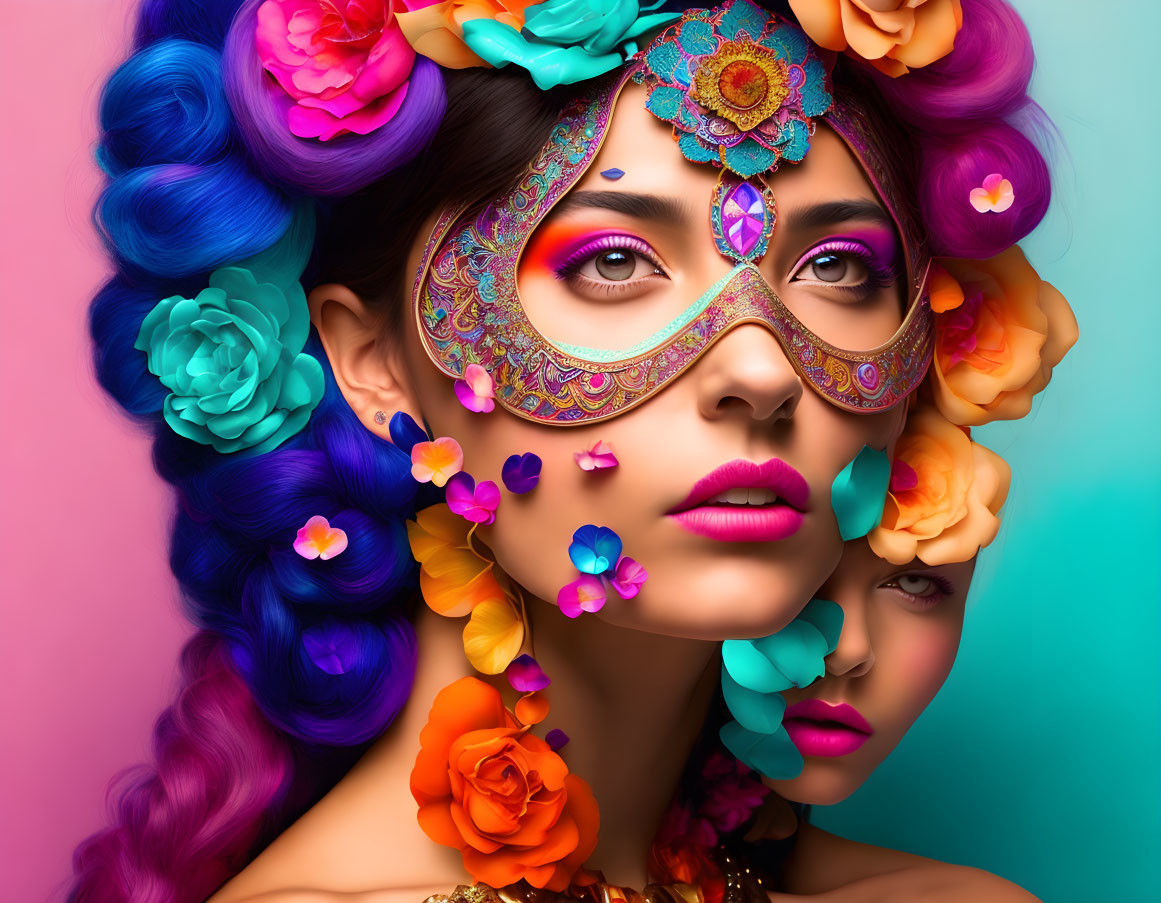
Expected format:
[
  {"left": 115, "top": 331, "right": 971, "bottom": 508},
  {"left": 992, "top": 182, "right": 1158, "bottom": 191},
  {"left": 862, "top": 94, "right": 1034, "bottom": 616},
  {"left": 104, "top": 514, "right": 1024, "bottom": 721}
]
[
  {"left": 134, "top": 266, "right": 324, "bottom": 455},
  {"left": 463, "top": 0, "right": 679, "bottom": 89}
]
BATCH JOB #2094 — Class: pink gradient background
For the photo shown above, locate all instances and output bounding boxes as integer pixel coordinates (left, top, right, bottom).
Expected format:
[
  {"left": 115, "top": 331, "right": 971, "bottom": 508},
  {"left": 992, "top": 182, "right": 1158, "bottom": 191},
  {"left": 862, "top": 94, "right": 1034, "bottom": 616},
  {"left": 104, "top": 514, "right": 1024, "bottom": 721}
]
[{"left": 0, "top": 3, "right": 192, "bottom": 900}]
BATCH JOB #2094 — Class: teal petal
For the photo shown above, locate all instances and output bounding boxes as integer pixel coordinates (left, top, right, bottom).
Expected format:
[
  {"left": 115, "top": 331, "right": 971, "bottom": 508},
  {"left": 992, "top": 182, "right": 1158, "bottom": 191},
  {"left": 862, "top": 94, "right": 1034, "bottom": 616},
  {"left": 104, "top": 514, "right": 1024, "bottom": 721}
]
[
  {"left": 622, "top": 10, "right": 682, "bottom": 42},
  {"left": 780, "top": 119, "right": 810, "bottom": 162},
  {"left": 801, "top": 59, "right": 833, "bottom": 116},
  {"left": 278, "top": 283, "right": 310, "bottom": 352},
  {"left": 720, "top": 720, "right": 803, "bottom": 779},
  {"left": 677, "top": 19, "right": 716, "bottom": 56},
  {"left": 645, "top": 85, "right": 684, "bottom": 121},
  {"left": 795, "top": 597, "right": 845, "bottom": 653},
  {"left": 721, "top": 667, "right": 786, "bottom": 734},
  {"left": 752, "top": 620, "right": 829, "bottom": 688},
  {"left": 722, "top": 638, "right": 792, "bottom": 693},
  {"left": 645, "top": 40, "right": 682, "bottom": 83},
  {"left": 721, "top": 138, "right": 778, "bottom": 178},
  {"left": 677, "top": 131, "right": 719, "bottom": 163},
  {"left": 767, "top": 22, "right": 809, "bottom": 63},
  {"left": 720, "top": 0, "right": 767, "bottom": 42},
  {"left": 831, "top": 444, "right": 892, "bottom": 540}
]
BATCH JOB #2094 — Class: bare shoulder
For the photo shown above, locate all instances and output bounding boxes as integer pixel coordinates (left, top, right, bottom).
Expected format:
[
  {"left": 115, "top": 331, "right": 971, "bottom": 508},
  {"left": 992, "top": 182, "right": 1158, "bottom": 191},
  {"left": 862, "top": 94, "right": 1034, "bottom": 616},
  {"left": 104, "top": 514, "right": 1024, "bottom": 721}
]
[{"left": 775, "top": 823, "right": 1040, "bottom": 902}]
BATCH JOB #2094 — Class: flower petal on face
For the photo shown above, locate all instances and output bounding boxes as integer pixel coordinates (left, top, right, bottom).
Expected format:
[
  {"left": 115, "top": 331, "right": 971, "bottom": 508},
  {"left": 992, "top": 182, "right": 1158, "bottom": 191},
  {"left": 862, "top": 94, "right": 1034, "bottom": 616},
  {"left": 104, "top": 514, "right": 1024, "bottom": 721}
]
[
  {"left": 506, "top": 653, "right": 551, "bottom": 692},
  {"left": 515, "top": 691, "right": 550, "bottom": 726},
  {"left": 573, "top": 440, "right": 618, "bottom": 471},
  {"left": 445, "top": 472, "right": 501, "bottom": 524},
  {"left": 293, "top": 514, "right": 348, "bottom": 560},
  {"left": 462, "top": 598, "right": 524, "bottom": 674},
  {"left": 454, "top": 363, "right": 496, "bottom": 413},
  {"left": 556, "top": 574, "right": 608, "bottom": 619},
  {"left": 411, "top": 436, "right": 464, "bottom": 486},
  {"left": 501, "top": 452, "right": 542, "bottom": 494},
  {"left": 609, "top": 556, "right": 648, "bottom": 599},
  {"left": 567, "top": 525, "right": 623, "bottom": 575}
]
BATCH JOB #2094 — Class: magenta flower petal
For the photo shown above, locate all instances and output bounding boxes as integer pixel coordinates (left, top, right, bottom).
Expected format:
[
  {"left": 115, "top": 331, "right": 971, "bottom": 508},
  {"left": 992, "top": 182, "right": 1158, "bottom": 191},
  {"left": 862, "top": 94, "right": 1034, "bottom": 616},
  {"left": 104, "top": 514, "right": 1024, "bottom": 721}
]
[
  {"left": 506, "top": 653, "right": 551, "bottom": 692},
  {"left": 545, "top": 728, "right": 570, "bottom": 751},
  {"left": 574, "top": 440, "right": 618, "bottom": 471},
  {"left": 610, "top": 555, "right": 648, "bottom": 599},
  {"left": 454, "top": 363, "right": 495, "bottom": 413},
  {"left": 501, "top": 452, "right": 542, "bottom": 494},
  {"left": 556, "top": 574, "right": 608, "bottom": 619},
  {"left": 445, "top": 471, "right": 499, "bottom": 525}
]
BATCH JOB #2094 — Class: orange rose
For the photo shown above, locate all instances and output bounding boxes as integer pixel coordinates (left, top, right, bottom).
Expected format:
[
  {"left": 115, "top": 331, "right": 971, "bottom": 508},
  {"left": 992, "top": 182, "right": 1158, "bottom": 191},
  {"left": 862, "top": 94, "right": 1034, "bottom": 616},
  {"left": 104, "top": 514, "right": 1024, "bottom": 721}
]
[
  {"left": 395, "top": 0, "right": 533, "bottom": 69},
  {"left": 411, "top": 677, "right": 599, "bottom": 891},
  {"left": 868, "top": 405, "right": 1010, "bottom": 565},
  {"left": 930, "top": 247, "right": 1078, "bottom": 427},
  {"left": 787, "top": 0, "right": 962, "bottom": 76}
]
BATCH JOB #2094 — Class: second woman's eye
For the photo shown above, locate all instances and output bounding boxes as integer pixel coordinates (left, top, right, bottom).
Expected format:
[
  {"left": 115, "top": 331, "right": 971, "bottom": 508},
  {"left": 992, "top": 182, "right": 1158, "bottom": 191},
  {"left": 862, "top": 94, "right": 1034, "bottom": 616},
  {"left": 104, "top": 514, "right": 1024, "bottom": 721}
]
[
  {"left": 883, "top": 572, "right": 955, "bottom": 610},
  {"left": 789, "top": 240, "right": 898, "bottom": 298}
]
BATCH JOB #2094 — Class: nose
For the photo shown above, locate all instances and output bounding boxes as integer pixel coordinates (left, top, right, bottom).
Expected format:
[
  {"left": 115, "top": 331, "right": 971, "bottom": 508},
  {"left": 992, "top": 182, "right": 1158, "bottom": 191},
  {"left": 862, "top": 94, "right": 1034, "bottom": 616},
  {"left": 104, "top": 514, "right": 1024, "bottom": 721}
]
[
  {"left": 825, "top": 596, "right": 875, "bottom": 679},
  {"left": 695, "top": 324, "right": 804, "bottom": 424}
]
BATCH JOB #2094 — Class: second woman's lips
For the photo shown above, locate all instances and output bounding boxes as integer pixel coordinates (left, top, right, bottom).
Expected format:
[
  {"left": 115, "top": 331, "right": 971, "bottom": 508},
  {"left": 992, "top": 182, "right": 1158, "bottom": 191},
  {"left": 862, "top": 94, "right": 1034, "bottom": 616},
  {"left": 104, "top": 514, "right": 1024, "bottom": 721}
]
[
  {"left": 783, "top": 700, "right": 873, "bottom": 758},
  {"left": 667, "top": 458, "right": 810, "bottom": 542}
]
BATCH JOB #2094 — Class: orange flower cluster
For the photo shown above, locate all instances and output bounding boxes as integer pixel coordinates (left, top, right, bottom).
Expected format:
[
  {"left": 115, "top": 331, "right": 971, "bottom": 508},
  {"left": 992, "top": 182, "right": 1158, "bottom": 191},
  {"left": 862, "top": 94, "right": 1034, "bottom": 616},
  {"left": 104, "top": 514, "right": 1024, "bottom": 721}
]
[
  {"left": 929, "top": 247, "right": 1079, "bottom": 427},
  {"left": 787, "top": 0, "right": 962, "bottom": 77},
  {"left": 411, "top": 677, "right": 599, "bottom": 891},
  {"left": 869, "top": 405, "right": 1010, "bottom": 565},
  {"left": 396, "top": 0, "right": 533, "bottom": 69}
]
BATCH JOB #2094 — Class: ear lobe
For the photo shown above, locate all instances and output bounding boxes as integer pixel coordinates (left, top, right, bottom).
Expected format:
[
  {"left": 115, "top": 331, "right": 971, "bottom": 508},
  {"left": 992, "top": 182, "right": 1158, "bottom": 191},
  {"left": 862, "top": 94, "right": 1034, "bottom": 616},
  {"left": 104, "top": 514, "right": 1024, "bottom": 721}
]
[{"left": 308, "top": 282, "right": 423, "bottom": 432}]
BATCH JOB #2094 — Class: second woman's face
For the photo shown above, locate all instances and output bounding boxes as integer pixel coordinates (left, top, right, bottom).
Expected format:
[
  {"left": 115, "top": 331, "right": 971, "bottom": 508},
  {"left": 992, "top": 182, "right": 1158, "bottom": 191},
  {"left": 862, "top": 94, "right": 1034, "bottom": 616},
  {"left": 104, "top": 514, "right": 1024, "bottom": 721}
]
[
  {"left": 399, "top": 83, "right": 910, "bottom": 640},
  {"left": 770, "top": 540, "right": 976, "bottom": 805}
]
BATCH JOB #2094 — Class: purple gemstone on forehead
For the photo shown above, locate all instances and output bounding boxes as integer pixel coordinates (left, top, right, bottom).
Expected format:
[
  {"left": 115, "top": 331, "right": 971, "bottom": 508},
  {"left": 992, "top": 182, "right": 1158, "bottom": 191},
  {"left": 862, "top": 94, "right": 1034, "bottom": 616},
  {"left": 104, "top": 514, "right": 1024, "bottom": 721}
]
[
  {"left": 721, "top": 180, "right": 766, "bottom": 258},
  {"left": 856, "top": 362, "right": 880, "bottom": 391}
]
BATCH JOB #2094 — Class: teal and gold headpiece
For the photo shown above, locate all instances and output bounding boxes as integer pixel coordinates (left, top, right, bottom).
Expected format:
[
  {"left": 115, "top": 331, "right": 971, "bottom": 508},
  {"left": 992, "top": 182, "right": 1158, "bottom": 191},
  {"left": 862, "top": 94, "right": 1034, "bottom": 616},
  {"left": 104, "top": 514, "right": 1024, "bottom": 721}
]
[{"left": 635, "top": 0, "right": 834, "bottom": 179}]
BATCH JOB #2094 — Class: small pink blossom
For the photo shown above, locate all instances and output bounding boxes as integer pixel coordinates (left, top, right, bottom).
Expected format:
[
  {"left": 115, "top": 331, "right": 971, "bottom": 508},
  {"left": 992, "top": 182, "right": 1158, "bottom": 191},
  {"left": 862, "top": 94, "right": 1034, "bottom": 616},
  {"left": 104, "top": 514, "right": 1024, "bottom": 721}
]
[
  {"left": 410, "top": 436, "right": 463, "bottom": 487},
  {"left": 506, "top": 653, "right": 551, "bottom": 692},
  {"left": 293, "top": 514, "right": 348, "bottom": 560},
  {"left": 556, "top": 573, "right": 608, "bottom": 619},
  {"left": 453, "top": 363, "right": 495, "bottom": 413},
  {"left": 969, "top": 173, "right": 1015, "bottom": 213},
  {"left": 444, "top": 471, "right": 500, "bottom": 524},
  {"left": 574, "top": 440, "right": 618, "bottom": 471},
  {"left": 255, "top": 0, "right": 417, "bottom": 141},
  {"left": 609, "top": 556, "right": 648, "bottom": 599}
]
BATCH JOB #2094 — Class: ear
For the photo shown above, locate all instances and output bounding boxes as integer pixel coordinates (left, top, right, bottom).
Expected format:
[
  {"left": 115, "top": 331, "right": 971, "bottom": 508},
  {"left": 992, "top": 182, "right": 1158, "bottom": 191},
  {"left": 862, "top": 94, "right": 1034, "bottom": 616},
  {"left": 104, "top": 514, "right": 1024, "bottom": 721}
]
[{"left": 308, "top": 283, "right": 424, "bottom": 433}]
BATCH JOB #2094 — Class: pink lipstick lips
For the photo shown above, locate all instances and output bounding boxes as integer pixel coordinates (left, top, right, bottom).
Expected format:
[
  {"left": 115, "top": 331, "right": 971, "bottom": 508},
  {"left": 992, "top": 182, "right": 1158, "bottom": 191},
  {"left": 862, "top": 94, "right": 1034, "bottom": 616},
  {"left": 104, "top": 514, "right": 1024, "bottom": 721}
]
[
  {"left": 783, "top": 699, "right": 873, "bottom": 757},
  {"left": 668, "top": 458, "right": 810, "bottom": 542}
]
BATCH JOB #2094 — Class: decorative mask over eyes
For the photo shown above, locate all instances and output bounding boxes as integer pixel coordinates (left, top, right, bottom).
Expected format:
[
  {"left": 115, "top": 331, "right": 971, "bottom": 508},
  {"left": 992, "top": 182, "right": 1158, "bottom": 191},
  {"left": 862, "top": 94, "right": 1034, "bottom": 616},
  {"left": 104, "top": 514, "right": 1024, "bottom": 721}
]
[{"left": 411, "top": 4, "right": 934, "bottom": 426}]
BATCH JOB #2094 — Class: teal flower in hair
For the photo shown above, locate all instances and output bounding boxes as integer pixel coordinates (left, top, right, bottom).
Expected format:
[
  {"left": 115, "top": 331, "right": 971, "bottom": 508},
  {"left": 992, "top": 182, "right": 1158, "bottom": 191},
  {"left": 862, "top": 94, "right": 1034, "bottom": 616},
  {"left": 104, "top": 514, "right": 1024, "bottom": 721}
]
[
  {"left": 463, "top": 0, "right": 680, "bottom": 89},
  {"left": 134, "top": 211, "right": 324, "bottom": 455}
]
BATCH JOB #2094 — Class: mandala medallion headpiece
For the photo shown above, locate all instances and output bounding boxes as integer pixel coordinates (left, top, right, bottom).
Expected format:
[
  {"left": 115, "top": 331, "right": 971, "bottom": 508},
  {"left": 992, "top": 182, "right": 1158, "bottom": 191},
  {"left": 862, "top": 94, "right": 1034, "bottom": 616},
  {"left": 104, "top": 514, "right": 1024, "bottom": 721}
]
[{"left": 635, "top": 0, "right": 834, "bottom": 179}]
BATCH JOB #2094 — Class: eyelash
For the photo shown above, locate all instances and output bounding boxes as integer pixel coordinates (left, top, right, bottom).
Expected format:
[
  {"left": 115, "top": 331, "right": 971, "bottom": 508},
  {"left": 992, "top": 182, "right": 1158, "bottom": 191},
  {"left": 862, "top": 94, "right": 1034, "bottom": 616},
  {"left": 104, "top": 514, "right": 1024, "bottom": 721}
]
[
  {"left": 554, "top": 234, "right": 666, "bottom": 292},
  {"left": 884, "top": 573, "right": 955, "bottom": 609},
  {"left": 791, "top": 240, "right": 898, "bottom": 296}
]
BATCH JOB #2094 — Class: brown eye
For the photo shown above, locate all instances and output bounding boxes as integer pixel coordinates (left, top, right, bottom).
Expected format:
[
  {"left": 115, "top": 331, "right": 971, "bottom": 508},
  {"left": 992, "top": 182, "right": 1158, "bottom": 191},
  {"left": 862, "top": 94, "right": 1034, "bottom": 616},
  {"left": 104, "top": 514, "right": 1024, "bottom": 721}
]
[
  {"left": 594, "top": 250, "right": 636, "bottom": 281},
  {"left": 811, "top": 254, "right": 848, "bottom": 283}
]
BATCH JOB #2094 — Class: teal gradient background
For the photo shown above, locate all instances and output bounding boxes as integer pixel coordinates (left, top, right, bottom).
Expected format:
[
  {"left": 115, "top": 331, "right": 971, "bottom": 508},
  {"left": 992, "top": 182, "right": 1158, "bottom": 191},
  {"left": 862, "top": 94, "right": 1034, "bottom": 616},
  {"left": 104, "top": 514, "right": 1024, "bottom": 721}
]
[{"left": 813, "top": 1, "right": 1161, "bottom": 898}]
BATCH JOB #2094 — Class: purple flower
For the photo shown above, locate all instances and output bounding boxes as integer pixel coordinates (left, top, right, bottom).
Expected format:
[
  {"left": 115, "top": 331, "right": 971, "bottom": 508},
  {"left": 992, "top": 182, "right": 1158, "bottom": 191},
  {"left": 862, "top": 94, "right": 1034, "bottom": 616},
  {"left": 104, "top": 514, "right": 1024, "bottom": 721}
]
[
  {"left": 546, "top": 728, "right": 570, "bottom": 751},
  {"left": 506, "top": 653, "right": 551, "bottom": 692},
  {"left": 501, "top": 452, "right": 542, "bottom": 494},
  {"left": 445, "top": 471, "right": 500, "bottom": 525}
]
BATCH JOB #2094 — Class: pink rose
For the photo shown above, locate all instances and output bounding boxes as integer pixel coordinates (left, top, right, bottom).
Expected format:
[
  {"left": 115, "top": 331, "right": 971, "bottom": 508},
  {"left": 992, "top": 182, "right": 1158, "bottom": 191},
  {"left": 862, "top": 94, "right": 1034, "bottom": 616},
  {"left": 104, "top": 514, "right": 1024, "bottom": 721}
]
[{"left": 256, "top": 0, "right": 416, "bottom": 140}]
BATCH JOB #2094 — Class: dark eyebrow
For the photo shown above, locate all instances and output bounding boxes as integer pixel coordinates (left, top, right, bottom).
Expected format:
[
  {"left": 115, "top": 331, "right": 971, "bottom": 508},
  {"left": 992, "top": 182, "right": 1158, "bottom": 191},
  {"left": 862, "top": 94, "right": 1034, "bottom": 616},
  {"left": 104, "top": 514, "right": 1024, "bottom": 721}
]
[
  {"left": 555, "top": 190, "right": 689, "bottom": 224},
  {"left": 785, "top": 199, "right": 895, "bottom": 232}
]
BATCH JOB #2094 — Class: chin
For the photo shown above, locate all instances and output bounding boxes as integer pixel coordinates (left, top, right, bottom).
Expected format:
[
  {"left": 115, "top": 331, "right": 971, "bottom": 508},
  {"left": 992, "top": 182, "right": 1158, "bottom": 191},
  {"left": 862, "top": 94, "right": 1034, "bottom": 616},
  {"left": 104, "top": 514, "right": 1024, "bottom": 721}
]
[{"left": 772, "top": 762, "right": 871, "bottom": 806}]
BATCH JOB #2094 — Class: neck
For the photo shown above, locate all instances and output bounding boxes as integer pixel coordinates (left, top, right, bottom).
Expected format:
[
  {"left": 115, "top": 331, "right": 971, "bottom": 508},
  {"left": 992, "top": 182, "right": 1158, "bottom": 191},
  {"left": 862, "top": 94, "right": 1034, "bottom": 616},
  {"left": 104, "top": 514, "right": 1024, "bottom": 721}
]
[
  {"left": 526, "top": 600, "right": 721, "bottom": 887},
  {"left": 370, "top": 598, "right": 720, "bottom": 891}
]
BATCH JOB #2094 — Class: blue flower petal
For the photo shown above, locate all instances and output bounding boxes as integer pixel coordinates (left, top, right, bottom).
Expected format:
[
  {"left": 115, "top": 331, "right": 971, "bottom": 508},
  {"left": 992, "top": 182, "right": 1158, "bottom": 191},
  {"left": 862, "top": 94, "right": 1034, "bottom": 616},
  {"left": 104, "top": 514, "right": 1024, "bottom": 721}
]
[{"left": 568, "top": 524, "right": 623, "bottom": 575}]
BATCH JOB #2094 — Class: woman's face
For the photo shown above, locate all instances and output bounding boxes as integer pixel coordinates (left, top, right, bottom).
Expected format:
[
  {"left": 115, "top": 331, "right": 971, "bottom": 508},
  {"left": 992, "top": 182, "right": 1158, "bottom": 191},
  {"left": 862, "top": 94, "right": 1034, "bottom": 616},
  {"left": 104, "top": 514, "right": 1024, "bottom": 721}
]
[
  {"left": 770, "top": 540, "right": 975, "bottom": 805},
  {"left": 397, "top": 82, "right": 910, "bottom": 641}
]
